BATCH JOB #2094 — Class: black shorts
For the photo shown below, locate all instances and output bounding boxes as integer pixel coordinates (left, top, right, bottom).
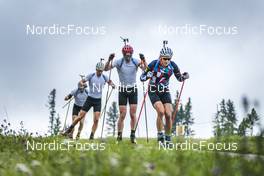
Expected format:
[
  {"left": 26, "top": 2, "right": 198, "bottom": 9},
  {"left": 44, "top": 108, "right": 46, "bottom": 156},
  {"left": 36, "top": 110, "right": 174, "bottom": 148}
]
[
  {"left": 148, "top": 90, "right": 172, "bottom": 106},
  {"left": 81, "top": 96, "right": 102, "bottom": 112},
  {"left": 118, "top": 86, "right": 138, "bottom": 106},
  {"left": 72, "top": 104, "right": 82, "bottom": 116}
]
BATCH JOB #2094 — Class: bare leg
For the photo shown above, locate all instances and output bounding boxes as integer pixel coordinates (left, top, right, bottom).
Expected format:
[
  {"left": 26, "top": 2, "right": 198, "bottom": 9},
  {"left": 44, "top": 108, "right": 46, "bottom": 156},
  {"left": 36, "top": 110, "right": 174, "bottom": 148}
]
[
  {"left": 164, "top": 103, "right": 173, "bottom": 135},
  {"left": 129, "top": 104, "right": 137, "bottom": 130},
  {"left": 69, "top": 115, "right": 78, "bottom": 138},
  {"left": 63, "top": 110, "right": 87, "bottom": 135},
  {"left": 129, "top": 104, "right": 137, "bottom": 143},
  {"left": 72, "top": 110, "right": 87, "bottom": 126},
  {"left": 76, "top": 117, "right": 85, "bottom": 139},
  {"left": 117, "top": 105, "right": 127, "bottom": 133},
  {"left": 91, "top": 112, "right": 101, "bottom": 134},
  {"left": 117, "top": 105, "right": 127, "bottom": 140},
  {"left": 154, "top": 101, "right": 165, "bottom": 132},
  {"left": 154, "top": 101, "right": 165, "bottom": 142}
]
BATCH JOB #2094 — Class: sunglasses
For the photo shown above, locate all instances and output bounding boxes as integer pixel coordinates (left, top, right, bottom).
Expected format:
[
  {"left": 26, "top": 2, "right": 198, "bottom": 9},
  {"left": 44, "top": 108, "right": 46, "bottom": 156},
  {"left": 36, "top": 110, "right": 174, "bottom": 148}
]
[{"left": 161, "top": 57, "right": 171, "bottom": 61}]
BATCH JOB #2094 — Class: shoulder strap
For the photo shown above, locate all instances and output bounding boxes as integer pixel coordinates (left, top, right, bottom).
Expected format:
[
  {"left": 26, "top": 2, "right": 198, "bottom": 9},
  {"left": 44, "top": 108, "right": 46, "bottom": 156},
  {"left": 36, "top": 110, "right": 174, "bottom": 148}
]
[
  {"left": 131, "top": 58, "right": 138, "bottom": 67},
  {"left": 75, "top": 89, "right": 89, "bottom": 97},
  {"left": 119, "top": 58, "right": 138, "bottom": 68},
  {"left": 88, "top": 73, "right": 96, "bottom": 82},
  {"left": 74, "top": 89, "right": 80, "bottom": 97},
  {"left": 119, "top": 58, "right": 124, "bottom": 68},
  {"left": 153, "top": 60, "right": 160, "bottom": 73},
  {"left": 102, "top": 74, "right": 108, "bottom": 82},
  {"left": 168, "top": 62, "right": 173, "bottom": 70}
]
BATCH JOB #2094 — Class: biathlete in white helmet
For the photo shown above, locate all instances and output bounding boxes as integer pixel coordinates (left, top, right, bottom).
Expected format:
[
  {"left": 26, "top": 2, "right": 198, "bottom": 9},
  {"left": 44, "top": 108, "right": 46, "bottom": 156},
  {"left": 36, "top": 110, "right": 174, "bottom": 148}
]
[
  {"left": 64, "top": 82, "right": 88, "bottom": 139},
  {"left": 62, "top": 60, "right": 115, "bottom": 139},
  {"left": 140, "top": 43, "right": 189, "bottom": 145}
]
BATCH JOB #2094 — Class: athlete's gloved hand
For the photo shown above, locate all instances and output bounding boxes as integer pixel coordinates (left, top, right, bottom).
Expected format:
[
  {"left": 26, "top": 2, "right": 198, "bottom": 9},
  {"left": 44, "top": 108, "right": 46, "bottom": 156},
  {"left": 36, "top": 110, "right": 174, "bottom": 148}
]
[
  {"left": 140, "top": 74, "right": 147, "bottom": 81},
  {"left": 111, "top": 83, "right": 116, "bottom": 89},
  {"left": 108, "top": 53, "right": 115, "bottom": 61},
  {"left": 147, "top": 71, "right": 153, "bottom": 78},
  {"left": 139, "top": 53, "right": 145, "bottom": 61},
  {"left": 182, "top": 72, "right": 189, "bottom": 80}
]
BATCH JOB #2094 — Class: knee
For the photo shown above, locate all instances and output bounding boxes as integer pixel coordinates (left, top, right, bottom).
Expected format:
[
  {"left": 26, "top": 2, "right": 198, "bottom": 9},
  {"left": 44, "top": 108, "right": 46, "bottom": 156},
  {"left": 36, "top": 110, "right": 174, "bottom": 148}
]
[
  {"left": 130, "top": 111, "right": 136, "bottom": 118},
  {"left": 120, "top": 111, "right": 127, "bottom": 119},
  {"left": 157, "top": 109, "right": 165, "bottom": 117},
  {"left": 80, "top": 111, "right": 86, "bottom": 119},
  {"left": 165, "top": 111, "right": 172, "bottom": 118},
  {"left": 94, "top": 119, "right": 99, "bottom": 124}
]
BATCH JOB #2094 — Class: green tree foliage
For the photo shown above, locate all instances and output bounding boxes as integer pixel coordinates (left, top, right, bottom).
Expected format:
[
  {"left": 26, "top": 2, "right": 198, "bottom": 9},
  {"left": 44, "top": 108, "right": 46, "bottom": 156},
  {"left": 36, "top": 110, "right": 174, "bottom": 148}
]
[
  {"left": 53, "top": 113, "right": 61, "bottom": 135},
  {"left": 213, "top": 99, "right": 237, "bottom": 136},
  {"left": 47, "top": 89, "right": 61, "bottom": 135},
  {"left": 247, "top": 108, "right": 259, "bottom": 136},
  {"left": 183, "top": 98, "right": 194, "bottom": 136},
  {"left": 106, "top": 101, "right": 119, "bottom": 137},
  {"left": 213, "top": 106, "right": 221, "bottom": 137},
  {"left": 238, "top": 95, "right": 260, "bottom": 136},
  {"left": 238, "top": 118, "right": 250, "bottom": 136},
  {"left": 214, "top": 99, "right": 260, "bottom": 137},
  {"left": 172, "top": 93, "right": 194, "bottom": 136},
  {"left": 225, "top": 100, "right": 237, "bottom": 135}
]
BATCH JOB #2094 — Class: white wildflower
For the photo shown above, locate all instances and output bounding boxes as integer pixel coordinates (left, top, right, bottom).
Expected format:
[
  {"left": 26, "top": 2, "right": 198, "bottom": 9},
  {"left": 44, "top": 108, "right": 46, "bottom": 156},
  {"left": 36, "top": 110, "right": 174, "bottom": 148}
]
[
  {"left": 15, "top": 163, "right": 32, "bottom": 176},
  {"left": 31, "top": 160, "right": 41, "bottom": 167}
]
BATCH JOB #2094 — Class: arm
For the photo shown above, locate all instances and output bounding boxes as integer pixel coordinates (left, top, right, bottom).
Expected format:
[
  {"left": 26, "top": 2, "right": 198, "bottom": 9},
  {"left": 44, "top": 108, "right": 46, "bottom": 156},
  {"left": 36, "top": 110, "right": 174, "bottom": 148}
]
[
  {"left": 65, "top": 89, "right": 77, "bottom": 101},
  {"left": 140, "top": 60, "right": 156, "bottom": 82},
  {"left": 103, "top": 74, "right": 116, "bottom": 89},
  {"left": 82, "top": 73, "right": 93, "bottom": 85},
  {"left": 104, "top": 53, "right": 115, "bottom": 71},
  {"left": 64, "top": 94, "right": 73, "bottom": 101},
  {"left": 139, "top": 53, "right": 147, "bottom": 71},
  {"left": 171, "top": 61, "right": 189, "bottom": 82},
  {"left": 107, "top": 80, "right": 116, "bottom": 89}
]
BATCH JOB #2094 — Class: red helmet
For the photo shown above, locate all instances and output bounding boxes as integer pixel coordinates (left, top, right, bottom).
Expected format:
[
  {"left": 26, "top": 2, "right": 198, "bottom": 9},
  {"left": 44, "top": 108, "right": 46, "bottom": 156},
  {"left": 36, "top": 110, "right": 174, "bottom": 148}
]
[{"left": 122, "top": 45, "right": 133, "bottom": 55}]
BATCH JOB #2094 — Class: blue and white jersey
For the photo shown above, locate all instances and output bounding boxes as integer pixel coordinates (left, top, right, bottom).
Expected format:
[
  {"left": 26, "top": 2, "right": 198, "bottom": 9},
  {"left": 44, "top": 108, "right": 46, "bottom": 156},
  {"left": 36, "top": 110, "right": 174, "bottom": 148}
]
[
  {"left": 70, "top": 88, "right": 89, "bottom": 107},
  {"left": 141, "top": 59, "right": 183, "bottom": 89},
  {"left": 85, "top": 73, "right": 109, "bottom": 99}
]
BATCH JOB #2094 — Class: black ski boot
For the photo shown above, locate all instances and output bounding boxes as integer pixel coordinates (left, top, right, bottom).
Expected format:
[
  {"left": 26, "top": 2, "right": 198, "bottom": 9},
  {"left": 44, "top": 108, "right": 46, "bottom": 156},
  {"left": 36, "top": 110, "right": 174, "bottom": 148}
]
[
  {"left": 165, "top": 135, "right": 173, "bottom": 148},
  {"left": 157, "top": 132, "right": 165, "bottom": 145},
  {"left": 61, "top": 126, "right": 74, "bottom": 138},
  {"left": 130, "top": 130, "right": 137, "bottom": 144},
  {"left": 76, "top": 132, "right": 81, "bottom": 140},
  {"left": 89, "top": 132, "right": 94, "bottom": 140},
  {"left": 116, "top": 132, "right": 122, "bottom": 143}
]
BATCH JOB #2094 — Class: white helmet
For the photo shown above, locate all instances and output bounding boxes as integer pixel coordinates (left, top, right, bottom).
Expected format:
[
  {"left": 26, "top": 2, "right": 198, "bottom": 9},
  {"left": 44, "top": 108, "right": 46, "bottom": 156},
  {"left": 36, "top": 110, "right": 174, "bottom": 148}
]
[
  {"left": 96, "top": 61, "right": 105, "bottom": 71},
  {"left": 160, "top": 47, "right": 173, "bottom": 58}
]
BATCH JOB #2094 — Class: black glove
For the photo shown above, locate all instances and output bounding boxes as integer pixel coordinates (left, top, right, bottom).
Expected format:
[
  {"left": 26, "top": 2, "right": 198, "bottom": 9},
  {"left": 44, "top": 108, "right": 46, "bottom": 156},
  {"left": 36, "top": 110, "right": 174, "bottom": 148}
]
[
  {"left": 182, "top": 72, "right": 189, "bottom": 80},
  {"left": 139, "top": 53, "right": 145, "bottom": 61},
  {"left": 108, "top": 53, "right": 115, "bottom": 61}
]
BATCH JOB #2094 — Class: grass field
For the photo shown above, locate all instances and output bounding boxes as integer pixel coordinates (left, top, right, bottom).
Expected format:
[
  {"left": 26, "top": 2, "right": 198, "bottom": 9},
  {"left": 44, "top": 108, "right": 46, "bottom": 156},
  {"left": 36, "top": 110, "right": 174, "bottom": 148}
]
[{"left": 0, "top": 135, "right": 263, "bottom": 176}]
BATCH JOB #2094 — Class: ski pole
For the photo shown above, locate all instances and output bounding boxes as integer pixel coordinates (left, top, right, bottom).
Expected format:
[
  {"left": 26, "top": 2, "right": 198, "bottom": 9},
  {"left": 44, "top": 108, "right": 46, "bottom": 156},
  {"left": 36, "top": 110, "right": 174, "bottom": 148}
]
[
  {"left": 62, "top": 97, "right": 74, "bottom": 109},
  {"left": 142, "top": 82, "right": 149, "bottom": 142},
  {"left": 99, "top": 88, "right": 114, "bottom": 119},
  {"left": 63, "top": 98, "right": 72, "bottom": 130},
  {"left": 100, "top": 59, "right": 113, "bottom": 139},
  {"left": 172, "top": 80, "right": 185, "bottom": 125},
  {"left": 134, "top": 80, "right": 150, "bottom": 132}
]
